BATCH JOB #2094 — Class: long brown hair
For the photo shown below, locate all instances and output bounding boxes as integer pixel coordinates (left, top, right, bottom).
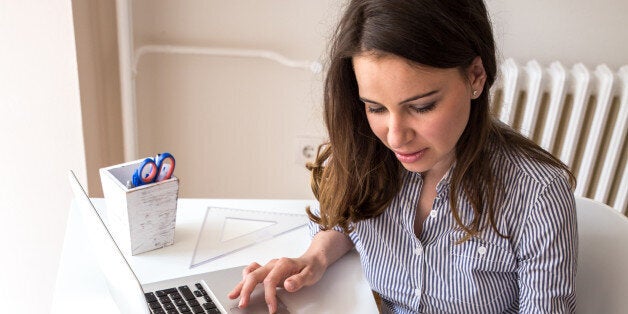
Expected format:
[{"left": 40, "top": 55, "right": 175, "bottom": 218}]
[{"left": 306, "top": 0, "right": 575, "bottom": 239}]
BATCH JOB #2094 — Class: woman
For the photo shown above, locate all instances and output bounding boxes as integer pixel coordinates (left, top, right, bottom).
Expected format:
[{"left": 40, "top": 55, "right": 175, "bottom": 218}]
[{"left": 230, "top": 0, "right": 577, "bottom": 313}]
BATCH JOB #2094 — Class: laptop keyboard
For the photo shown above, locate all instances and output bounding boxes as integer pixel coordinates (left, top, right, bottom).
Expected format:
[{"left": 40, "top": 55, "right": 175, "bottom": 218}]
[{"left": 145, "top": 283, "right": 221, "bottom": 314}]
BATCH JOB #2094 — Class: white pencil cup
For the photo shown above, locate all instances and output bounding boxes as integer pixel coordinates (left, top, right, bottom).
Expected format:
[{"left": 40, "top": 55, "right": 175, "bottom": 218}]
[{"left": 99, "top": 159, "right": 179, "bottom": 255}]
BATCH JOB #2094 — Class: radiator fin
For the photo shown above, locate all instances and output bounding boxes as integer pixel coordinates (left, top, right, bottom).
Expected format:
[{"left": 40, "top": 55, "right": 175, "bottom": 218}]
[{"left": 492, "top": 59, "right": 628, "bottom": 215}]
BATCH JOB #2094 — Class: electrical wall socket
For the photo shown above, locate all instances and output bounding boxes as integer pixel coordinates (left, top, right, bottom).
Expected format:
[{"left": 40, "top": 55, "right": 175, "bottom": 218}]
[{"left": 295, "top": 136, "right": 325, "bottom": 166}]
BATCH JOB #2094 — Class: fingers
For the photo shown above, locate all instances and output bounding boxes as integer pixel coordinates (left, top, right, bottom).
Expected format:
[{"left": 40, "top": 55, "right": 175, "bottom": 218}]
[
  {"left": 228, "top": 262, "right": 263, "bottom": 300},
  {"left": 262, "top": 258, "right": 302, "bottom": 313},
  {"left": 263, "top": 276, "right": 279, "bottom": 313},
  {"left": 237, "top": 262, "right": 274, "bottom": 308},
  {"left": 283, "top": 271, "right": 307, "bottom": 292},
  {"left": 230, "top": 258, "right": 315, "bottom": 313},
  {"left": 243, "top": 262, "right": 263, "bottom": 277},
  {"left": 227, "top": 280, "right": 244, "bottom": 299},
  {"left": 284, "top": 263, "right": 324, "bottom": 292}
]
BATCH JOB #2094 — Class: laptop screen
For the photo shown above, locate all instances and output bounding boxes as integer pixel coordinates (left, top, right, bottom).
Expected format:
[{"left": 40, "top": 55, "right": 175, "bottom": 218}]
[{"left": 68, "top": 171, "right": 150, "bottom": 314}]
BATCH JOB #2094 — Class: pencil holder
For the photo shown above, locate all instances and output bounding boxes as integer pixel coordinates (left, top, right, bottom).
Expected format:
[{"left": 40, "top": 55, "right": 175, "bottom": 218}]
[{"left": 99, "top": 159, "right": 179, "bottom": 255}]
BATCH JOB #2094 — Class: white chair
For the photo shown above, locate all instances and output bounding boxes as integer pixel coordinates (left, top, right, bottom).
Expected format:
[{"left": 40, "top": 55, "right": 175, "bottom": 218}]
[{"left": 575, "top": 196, "right": 628, "bottom": 313}]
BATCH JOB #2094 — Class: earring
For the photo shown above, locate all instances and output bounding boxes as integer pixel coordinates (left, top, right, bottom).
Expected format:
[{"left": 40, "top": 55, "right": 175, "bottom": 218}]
[{"left": 472, "top": 90, "right": 478, "bottom": 98}]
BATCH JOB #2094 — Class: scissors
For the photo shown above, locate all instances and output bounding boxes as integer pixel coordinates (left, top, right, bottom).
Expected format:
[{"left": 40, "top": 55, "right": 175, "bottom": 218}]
[{"left": 131, "top": 152, "right": 176, "bottom": 187}]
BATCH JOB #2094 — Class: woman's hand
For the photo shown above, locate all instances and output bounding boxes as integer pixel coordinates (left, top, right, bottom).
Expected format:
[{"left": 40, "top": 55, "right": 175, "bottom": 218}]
[
  {"left": 229, "top": 229, "right": 354, "bottom": 313},
  {"left": 228, "top": 255, "right": 327, "bottom": 313}
]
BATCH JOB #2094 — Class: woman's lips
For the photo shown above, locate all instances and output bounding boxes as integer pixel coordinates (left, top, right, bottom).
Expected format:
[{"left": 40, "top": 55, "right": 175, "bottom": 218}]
[{"left": 394, "top": 148, "right": 427, "bottom": 163}]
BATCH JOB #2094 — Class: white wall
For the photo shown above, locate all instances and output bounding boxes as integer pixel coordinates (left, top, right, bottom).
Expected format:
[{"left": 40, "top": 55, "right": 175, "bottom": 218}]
[
  {"left": 124, "top": 0, "right": 628, "bottom": 201},
  {"left": 0, "top": 1, "right": 86, "bottom": 312},
  {"left": 130, "top": 0, "right": 343, "bottom": 199},
  {"left": 486, "top": 0, "right": 628, "bottom": 69}
]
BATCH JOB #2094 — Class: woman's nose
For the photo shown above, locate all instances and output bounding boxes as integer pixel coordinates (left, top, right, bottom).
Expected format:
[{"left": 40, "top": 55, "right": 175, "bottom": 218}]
[{"left": 387, "top": 114, "right": 413, "bottom": 149}]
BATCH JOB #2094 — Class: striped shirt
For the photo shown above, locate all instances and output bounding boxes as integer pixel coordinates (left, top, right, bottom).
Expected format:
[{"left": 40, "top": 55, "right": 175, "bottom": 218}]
[{"left": 309, "top": 143, "right": 577, "bottom": 313}]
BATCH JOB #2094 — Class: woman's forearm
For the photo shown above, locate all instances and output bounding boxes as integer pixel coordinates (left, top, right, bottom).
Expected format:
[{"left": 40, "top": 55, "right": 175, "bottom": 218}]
[{"left": 301, "top": 229, "right": 354, "bottom": 269}]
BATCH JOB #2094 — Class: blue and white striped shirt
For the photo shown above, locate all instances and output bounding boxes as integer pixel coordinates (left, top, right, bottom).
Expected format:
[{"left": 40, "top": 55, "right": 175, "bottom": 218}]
[{"left": 310, "top": 143, "right": 577, "bottom": 313}]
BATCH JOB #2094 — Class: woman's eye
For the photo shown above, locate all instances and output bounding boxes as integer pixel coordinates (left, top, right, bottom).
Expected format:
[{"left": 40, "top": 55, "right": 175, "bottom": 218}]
[
  {"left": 367, "top": 106, "right": 386, "bottom": 114},
  {"left": 410, "top": 102, "right": 436, "bottom": 113}
]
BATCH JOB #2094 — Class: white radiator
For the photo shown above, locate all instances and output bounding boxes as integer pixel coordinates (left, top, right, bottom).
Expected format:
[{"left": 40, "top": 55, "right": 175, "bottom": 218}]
[{"left": 491, "top": 58, "right": 628, "bottom": 215}]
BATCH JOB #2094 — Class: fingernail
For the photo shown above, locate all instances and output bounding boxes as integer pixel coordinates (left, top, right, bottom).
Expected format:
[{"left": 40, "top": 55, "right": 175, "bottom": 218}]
[
  {"left": 239, "top": 299, "right": 243, "bottom": 307},
  {"left": 268, "top": 304, "right": 273, "bottom": 313}
]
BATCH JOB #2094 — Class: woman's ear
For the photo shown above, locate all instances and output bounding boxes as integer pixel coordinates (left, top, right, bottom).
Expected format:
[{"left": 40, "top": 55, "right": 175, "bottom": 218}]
[{"left": 467, "top": 56, "right": 487, "bottom": 99}]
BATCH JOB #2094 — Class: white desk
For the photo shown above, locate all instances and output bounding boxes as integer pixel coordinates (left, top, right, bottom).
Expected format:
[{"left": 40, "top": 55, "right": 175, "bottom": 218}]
[{"left": 52, "top": 198, "right": 377, "bottom": 313}]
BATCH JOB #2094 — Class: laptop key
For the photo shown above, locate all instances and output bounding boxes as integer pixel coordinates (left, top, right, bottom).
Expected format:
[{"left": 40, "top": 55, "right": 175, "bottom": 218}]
[
  {"left": 195, "top": 283, "right": 203, "bottom": 290},
  {"left": 145, "top": 292, "right": 158, "bottom": 303},
  {"left": 163, "top": 303, "right": 176, "bottom": 311},
  {"left": 178, "top": 304, "right": 191, "bottom": 312},
  {"left": 166, "top": 310, "right": 178, "bottom": 314},
  {"left": 202, "top": 302, "right": 217, "bottom": 310},
  {"left": 152, "top": 308, "right": 166, "bottom": 314},
  {"left": 173, "top": 298, "right": 187, "bottom": 307},
  {"left": 169, "top": 292, "right": 183, "bottom": 300},
  {"left": 149, "top": 301, "right": 164, "bottom": 309},
  {"left": 207, "top": 309, "right": 220, "bottom": 314},
  {"left": 178, "top": 285, "right": 196, "bottom": 301},
  {"left": 160, "top": 296, "right": 172, "bottom": 303},
  {"left": 188, "top": 299, "right": 200, "bottom": 307},
  {"left": 194, "top": 290, "right": 203, "bottom": 297},
  {"left": 157, "top": 288, "right": 178, "bottom": 297},
  {"left": 191, "top": 306, "right": 205, "bottom": 314}
]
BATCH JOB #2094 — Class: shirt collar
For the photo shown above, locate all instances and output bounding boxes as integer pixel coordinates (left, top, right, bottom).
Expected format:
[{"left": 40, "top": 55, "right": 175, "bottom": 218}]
[
  {"left": 435, "top": 162, "right": 455, "bottom": 196},
  {"left": 405, "top": 162, "right": 455, "bottom": 195}
]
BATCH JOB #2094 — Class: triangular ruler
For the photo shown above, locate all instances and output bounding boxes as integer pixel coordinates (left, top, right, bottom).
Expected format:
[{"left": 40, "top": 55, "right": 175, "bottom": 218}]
[{"left": 190, "top": 207, "right": 307, "bottom": 268}]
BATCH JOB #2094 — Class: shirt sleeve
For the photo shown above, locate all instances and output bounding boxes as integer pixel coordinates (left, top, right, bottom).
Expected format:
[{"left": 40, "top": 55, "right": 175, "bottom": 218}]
[
  {"left": 306, "top": 204, "right": 358, "bottom": 245},
  {"left": 306, "top": 203, "right": 323, "bottom": 238},
  {"left": 517, "top": 174, "right": 578, "bottom": 313}
]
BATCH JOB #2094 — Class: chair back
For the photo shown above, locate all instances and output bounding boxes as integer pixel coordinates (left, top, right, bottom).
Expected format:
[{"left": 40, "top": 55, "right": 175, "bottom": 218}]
[{"left": 575, "top": 196, "right": 628, "bottom": 313}]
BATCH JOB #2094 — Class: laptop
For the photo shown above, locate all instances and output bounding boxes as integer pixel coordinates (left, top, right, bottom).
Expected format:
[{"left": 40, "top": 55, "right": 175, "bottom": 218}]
[
  {"left": 69, "top": 170, "right": 292, "bottom": 314},
  {"left": 69, "top": 171, "right": 376, "bottom": 313}
]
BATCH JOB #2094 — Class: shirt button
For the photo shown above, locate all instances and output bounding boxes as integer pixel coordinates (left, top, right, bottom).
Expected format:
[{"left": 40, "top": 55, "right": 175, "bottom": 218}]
[
  {"left": 429, "top": 210, "right": 438, "bottom": 218},
  {"left": 477, "top": 246, "right": 487, "bottom": 255},
  {"left": 414, "top": 288, "right": 421, "bottom": 296},
  {"left": 414, "top": 246, "right": 423, "bottom": 255}
]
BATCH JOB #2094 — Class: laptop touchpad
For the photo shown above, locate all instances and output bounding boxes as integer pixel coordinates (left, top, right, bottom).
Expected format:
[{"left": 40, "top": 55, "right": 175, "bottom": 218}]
[{"left": 228, "top": 287, "right": 289, "bottom": 314}]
